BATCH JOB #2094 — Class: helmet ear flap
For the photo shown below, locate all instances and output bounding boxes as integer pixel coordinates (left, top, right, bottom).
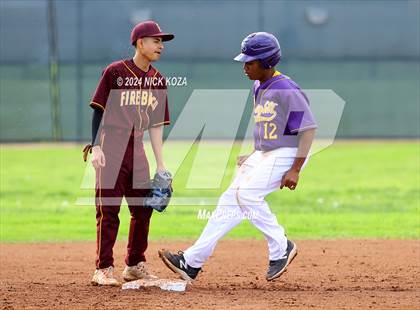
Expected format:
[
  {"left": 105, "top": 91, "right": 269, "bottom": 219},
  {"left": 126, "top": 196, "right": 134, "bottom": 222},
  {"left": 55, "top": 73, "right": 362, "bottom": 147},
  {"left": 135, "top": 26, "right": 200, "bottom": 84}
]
[
  {"left": 261, "top": 51, "right": 281, "bottom": 69},
  {"left": 260, "top": 58, "right": 271, "bottom": 69}
]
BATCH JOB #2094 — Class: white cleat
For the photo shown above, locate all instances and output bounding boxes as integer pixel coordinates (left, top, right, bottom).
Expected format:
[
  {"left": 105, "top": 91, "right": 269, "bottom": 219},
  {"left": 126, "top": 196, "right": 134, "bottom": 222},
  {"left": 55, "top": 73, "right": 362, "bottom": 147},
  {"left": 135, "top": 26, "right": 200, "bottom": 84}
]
[
  {"left": 91, "top": 266, "right": 120, "bottom": 286},
  {"left": 122, "top": 262, "right": 158, "bottom": 282}
]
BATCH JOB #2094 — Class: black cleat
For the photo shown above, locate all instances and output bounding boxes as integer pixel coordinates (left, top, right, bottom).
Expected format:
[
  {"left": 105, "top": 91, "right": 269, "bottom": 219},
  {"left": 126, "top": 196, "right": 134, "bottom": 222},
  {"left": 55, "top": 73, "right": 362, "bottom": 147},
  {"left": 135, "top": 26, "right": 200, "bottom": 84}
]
[
  {"left": 158, "top": 249, "right": 201, "bottom": 281},
  {"left": 266, "top": 240, "right": 298, "bottom": 281}
]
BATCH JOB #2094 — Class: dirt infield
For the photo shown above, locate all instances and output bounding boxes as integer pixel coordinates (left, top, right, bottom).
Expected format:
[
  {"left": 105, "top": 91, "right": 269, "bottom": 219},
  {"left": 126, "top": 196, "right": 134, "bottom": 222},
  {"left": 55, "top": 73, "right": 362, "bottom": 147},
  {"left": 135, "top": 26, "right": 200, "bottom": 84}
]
[{"left": 1, "top": 240, "right": 419, "bottom": 309}]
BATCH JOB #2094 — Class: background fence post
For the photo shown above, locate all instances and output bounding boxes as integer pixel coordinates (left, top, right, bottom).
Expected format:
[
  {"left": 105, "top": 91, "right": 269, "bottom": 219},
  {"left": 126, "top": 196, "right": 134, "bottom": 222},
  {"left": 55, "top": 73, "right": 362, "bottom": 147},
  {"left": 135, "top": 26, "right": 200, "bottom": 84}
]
[{"left": 47, "top": 0, "right": 61, "bottom": 141}]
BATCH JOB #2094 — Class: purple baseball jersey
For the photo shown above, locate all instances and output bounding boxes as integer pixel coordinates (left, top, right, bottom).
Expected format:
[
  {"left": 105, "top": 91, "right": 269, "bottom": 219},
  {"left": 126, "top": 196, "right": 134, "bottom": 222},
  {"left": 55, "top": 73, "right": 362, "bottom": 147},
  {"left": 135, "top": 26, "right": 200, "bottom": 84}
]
[{"left": 253, "top": 71, "right": 317, "bottom": 151}]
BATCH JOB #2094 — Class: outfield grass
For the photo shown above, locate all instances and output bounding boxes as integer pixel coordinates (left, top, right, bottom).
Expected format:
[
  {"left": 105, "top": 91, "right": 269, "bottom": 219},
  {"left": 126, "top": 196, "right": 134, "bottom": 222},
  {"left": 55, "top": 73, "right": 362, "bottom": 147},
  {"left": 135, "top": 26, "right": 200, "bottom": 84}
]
[{"left": 0, "top": 141, "right": 419, "bottom": 242}]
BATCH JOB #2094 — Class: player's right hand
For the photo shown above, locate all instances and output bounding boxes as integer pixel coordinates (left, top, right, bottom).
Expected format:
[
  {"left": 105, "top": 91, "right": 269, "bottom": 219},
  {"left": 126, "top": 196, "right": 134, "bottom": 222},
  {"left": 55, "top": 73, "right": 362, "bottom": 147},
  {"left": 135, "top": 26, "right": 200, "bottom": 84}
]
[
  {"left": 237, "top": 154, "right": 249, "bottom": 166},
  {"left": 91, "top": 146, "right": 106, "bottom": 169}
]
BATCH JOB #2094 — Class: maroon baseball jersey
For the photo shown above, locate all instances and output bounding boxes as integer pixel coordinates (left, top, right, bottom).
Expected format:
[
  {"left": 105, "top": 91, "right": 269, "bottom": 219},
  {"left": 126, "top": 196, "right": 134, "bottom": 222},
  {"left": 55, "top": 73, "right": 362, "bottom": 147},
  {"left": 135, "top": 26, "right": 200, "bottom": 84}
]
[{"left": 90, "top": 59, "right": 170, "bottom": 131}]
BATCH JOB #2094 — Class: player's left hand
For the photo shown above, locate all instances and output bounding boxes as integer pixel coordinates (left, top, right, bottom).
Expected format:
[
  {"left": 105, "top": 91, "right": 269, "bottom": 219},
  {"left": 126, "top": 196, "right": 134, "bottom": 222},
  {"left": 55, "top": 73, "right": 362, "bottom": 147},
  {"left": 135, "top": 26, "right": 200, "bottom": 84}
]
[
  {"left": 237, "top": 154, "right": 250, "bottom": 166},
  {"left": 280, "top": 169, "right": 299, "bottom": 190},
  {"left": 144, "top": 170, "right": 173, "bottom": 212}
]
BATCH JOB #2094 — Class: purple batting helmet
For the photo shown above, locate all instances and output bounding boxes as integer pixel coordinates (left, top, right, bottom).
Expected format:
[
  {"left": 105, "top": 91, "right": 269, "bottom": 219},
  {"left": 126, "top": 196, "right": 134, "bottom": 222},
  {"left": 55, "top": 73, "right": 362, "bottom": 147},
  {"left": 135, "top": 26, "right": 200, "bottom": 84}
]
[{"left": 234, "top": 32, "right": 281, "bottom": 69}]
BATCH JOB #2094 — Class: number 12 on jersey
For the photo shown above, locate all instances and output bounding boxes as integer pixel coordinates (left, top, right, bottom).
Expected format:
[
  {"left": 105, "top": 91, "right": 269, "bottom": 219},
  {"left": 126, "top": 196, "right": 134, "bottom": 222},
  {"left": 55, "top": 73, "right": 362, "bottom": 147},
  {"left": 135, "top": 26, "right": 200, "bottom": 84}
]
[{"left": 263, "top": 122, "right": 278, "bottom": 140}]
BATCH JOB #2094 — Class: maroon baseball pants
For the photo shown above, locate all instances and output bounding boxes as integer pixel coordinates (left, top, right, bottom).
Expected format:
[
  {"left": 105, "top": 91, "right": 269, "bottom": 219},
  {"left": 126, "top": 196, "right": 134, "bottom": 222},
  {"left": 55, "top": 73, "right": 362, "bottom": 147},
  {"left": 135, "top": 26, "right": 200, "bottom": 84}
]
[{"left": 95, "top": 129, "right": 152, "bottom": 269}]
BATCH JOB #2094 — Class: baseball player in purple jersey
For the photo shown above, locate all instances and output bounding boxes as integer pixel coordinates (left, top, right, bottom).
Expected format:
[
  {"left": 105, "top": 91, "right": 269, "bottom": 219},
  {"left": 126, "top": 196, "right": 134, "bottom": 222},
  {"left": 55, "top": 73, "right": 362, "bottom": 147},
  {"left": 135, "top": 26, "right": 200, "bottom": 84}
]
[
  {"left": 87, "top": 21, "right": 173, "bottom": 286},
  {"left": 159, "top": 32, "right": 317, "bottom": 282}
]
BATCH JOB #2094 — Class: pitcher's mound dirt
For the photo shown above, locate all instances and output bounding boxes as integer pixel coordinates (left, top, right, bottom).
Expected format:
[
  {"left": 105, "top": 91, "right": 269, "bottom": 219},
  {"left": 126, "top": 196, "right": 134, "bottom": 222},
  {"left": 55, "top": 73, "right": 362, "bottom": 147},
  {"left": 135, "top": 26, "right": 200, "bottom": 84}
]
[{"left": 1, "top": 240, "right": 419, "bottom": 309}]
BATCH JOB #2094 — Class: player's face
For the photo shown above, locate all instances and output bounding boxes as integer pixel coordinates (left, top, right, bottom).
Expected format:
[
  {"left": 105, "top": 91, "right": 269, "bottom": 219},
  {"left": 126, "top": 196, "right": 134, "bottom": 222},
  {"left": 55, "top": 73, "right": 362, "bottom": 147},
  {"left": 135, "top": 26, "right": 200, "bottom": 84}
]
[
  {"left": 243, "top": 60, "right": 264, "bottom": 80},
  {"left": 138, "top": 37, "right": 164, "bottom": 62}
]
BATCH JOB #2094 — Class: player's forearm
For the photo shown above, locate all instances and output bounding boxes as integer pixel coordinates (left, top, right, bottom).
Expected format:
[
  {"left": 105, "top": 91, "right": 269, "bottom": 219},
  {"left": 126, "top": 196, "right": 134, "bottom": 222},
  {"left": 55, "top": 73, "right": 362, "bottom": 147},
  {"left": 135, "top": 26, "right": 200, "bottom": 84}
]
[
  {"left": 291, "top": 129, "right": 315, "bottom": 172},
  {"left": 91, "top": 109, "right": 103, "bottom": 146},
  {"left": 149, "top": 125, "right": 165, "bottom": 170}
]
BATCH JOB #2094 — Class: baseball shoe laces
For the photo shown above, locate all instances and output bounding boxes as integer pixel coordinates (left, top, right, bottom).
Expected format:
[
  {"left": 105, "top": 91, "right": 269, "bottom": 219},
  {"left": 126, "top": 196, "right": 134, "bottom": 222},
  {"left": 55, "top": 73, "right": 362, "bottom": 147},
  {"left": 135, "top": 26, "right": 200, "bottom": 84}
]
[
  {"left": 91, "top": 266, "right": 120, "bottom": 286},
  {"left": 122, "top": 261, "right": 158, "bottom": 281}
]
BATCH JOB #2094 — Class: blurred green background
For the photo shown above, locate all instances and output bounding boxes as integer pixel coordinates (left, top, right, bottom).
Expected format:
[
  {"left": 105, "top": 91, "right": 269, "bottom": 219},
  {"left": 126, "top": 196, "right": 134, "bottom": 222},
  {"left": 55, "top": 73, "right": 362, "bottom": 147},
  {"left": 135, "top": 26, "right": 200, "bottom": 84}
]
[
  {"left": 1, "top": 0, "right": 419, "bottom": 141},
  {"left": 1, "top": 141, "right": 419, "bottom": 242},
  {"left": 0, "top": 1, "right": 419, "bottom": 243},
  {"left": 1, "top": 60, "right": 419, "bottom": 141}
]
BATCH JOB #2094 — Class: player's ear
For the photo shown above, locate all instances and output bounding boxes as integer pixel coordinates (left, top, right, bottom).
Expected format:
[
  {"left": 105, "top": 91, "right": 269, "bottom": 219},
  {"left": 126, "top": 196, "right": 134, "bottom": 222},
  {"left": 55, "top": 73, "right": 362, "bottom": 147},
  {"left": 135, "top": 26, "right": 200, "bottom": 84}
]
[{"left": 135, "top": 38, "right": 144, "bottom": 50}]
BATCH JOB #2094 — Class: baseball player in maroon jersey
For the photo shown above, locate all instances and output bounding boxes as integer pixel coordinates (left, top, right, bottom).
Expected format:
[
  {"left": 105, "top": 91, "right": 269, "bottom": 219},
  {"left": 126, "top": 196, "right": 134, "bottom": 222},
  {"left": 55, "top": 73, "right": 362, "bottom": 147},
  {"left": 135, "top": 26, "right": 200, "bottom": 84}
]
[{"left": 87, "top": 21, "right": 173, "bottom": 286}]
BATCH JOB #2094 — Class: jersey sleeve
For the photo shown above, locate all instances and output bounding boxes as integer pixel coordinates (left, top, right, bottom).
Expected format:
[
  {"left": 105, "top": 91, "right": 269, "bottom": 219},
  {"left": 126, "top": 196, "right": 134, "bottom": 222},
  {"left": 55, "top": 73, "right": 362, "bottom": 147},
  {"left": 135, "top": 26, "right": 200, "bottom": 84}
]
[
  {"left": 148, "top": 88, "right": 170, "bottom": 128},
  {"left": 284, "top": 90, "right": 317, "bottom": 134},
  {"left": 89, "top": 66, "right": 113, "bottom": 111}
]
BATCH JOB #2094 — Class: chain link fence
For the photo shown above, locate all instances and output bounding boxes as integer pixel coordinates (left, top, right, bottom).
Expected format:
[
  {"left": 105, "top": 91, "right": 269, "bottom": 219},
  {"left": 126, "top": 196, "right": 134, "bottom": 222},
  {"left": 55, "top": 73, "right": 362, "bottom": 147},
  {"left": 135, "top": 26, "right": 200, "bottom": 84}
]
[{"left": 0, "top": 0, "right": 419, "bottom": 141}]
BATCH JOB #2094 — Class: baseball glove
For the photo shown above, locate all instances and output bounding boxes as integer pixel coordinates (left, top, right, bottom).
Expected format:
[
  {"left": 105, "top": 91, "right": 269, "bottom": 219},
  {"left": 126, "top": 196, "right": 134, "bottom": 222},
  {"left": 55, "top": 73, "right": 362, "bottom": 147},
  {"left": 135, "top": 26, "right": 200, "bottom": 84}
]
[{"left": 144, "top": 170, "right": 173, "bottom": 212}]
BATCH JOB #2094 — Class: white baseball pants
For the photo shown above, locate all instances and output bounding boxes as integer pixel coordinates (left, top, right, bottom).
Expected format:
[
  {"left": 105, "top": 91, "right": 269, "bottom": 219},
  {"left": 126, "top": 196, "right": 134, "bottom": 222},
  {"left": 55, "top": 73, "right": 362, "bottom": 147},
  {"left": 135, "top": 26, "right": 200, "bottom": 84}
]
[{"left": 183, "top": 147, "right": 305, "bottom": 268}]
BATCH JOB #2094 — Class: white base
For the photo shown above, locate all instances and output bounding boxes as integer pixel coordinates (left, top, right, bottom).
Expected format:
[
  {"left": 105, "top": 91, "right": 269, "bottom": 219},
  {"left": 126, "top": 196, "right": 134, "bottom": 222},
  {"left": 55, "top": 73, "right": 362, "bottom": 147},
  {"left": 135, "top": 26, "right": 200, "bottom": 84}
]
[{"left": 122, "top": 278, "right": 188, "bottom": 292}]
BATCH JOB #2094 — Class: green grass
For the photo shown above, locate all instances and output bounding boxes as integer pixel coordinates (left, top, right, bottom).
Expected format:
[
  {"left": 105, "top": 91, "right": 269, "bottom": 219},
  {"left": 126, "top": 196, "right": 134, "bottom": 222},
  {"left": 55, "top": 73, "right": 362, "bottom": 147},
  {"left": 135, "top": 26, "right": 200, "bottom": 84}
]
[{"left": 0, "top": 141, "right": 419, "bottom": 242}]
